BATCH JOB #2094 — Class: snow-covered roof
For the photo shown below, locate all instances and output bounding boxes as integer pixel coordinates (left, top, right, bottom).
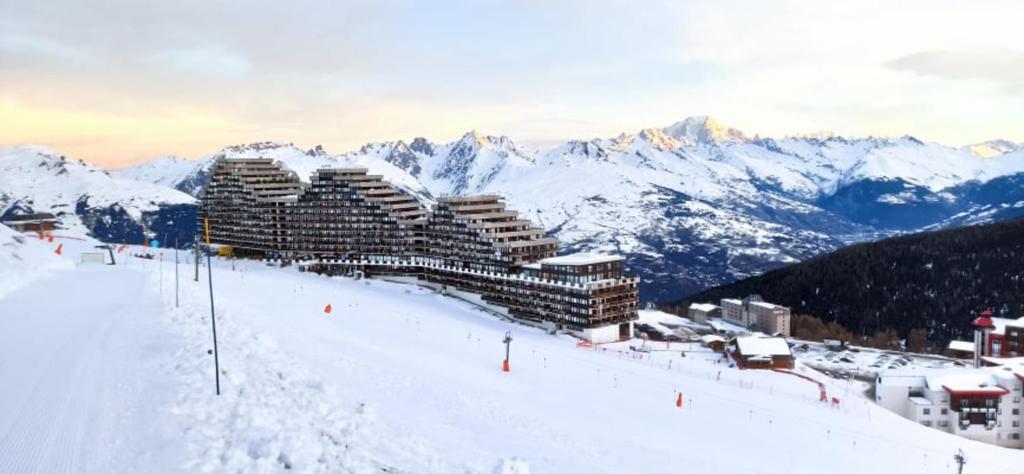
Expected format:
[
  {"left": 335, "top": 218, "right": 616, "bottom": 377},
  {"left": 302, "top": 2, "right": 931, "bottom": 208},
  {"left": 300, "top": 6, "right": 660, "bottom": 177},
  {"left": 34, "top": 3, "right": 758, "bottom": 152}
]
[
  {"left": 540, "top": 253, "right": 623, "bottom": 266},
  {"left": 926, "top": 371, "right": 1009, "bottom": 396},
  {"left": 707, "top": 318, "right": 748, "bottom": 334},
  {"left": 947, "top": 340, "right": 975, "bottom": 353},
  {"left": 991, "top": 316, "right": 1024, "bottom": 335},
  {"left": 721, "top": 298, "right": 742, "bottom": 305},
  {"left": 735, "top": 336, "right": 791, "bottom": 357},
  {"left": 690, "top": 303, "right": 719, "bottom": 312},
  {"left": 701, "top": 334, "right": 726, "bottom": 344},
  {"left": 749, "top": 301, "right": 784, "bottom": 310},
  {"left": 908, "top": 396, "right": 933, "bottom": 406}
]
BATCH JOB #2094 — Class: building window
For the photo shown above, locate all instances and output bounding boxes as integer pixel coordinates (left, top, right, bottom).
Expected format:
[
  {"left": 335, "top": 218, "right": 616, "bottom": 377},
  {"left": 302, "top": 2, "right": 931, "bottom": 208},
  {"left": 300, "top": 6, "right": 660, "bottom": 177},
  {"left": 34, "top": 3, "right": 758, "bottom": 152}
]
[
  {"left": 940, "top": 408, "right": 948, "bottom": 415},
  {"left": 938, "top": 420, "right": 949, "bottom": 428},
  {"left": 921, "top": 421, "right": 932, "bottom": 427},
  {"left": 923, "top": 408, "right": 931, "bottom": 415}
]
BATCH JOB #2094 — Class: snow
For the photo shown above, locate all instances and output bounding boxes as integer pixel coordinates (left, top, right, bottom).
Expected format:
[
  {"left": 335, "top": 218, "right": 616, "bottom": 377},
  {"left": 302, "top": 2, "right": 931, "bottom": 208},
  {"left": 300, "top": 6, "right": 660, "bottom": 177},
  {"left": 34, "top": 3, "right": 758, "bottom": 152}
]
[
  {"left": 4, "top": 234, "right": 1024, "bottom": 473},
  {"left": 928, "top": 372, "right": 1009, "bottom": 395},
  {"left": 539, "top": 253, "right": 622, "bottom": 266},
  {"left": 689, "top": 303, "right": 719, "bottom": 312},
  {"left": 749, "top": 301, "right": 785, "bottom": 310},
  {"left": 908, "top": 397, "right": 933, "bottom": 406},
  {"left": 0, "top": 224, "right": 74, "bottom": 299},
  {"left": 700, "top": 334, "right": 726, "bottom": 344},
  {"left": 735, "top": 336, "right": 792, "bottom": 357},
  {"left": 0, "top": 146, "right": 195, "bottom": 234},
  {"left": 947, "top": 340, "right": 975, "bottom": 353}
]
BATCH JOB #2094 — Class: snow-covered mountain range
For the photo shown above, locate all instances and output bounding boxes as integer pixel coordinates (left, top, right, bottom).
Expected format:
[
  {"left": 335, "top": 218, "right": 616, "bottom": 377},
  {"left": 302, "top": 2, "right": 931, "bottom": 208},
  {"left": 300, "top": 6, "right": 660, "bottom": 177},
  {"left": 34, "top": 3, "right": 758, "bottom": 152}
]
[
  {"left": 5, "top": 117, "right": 1024, "bottom": 301},
  {"left": 0, "top": 146, "right": 196, "bottom": 245}
]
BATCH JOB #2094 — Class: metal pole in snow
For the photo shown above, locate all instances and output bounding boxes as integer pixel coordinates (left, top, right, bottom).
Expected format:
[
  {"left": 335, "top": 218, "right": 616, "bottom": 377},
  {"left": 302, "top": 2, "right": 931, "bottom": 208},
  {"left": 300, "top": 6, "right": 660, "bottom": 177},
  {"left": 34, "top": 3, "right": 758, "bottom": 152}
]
[
  {"left": 207, "top": 251, "right": 221, "bottom": 396},
  {"left": 194, "top": 236, "right": 200, "bottom": 282},
  {"left": 175, "top": 239, "right": 179, "bottom": 308}
]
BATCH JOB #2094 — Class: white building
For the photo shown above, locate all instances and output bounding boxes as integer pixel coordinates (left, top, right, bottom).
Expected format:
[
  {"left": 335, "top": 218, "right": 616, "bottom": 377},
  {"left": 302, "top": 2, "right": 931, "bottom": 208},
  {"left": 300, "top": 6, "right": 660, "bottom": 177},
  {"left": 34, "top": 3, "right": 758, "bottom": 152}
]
[
  {"left": 875, "top": 364, "right": 1024, "bottom": 448},
  {"left": 720, "top": 295, "right": 791, "bottom": 336},
  {"left": 688, "top": 303, "right": 720, "bottom": 323}
]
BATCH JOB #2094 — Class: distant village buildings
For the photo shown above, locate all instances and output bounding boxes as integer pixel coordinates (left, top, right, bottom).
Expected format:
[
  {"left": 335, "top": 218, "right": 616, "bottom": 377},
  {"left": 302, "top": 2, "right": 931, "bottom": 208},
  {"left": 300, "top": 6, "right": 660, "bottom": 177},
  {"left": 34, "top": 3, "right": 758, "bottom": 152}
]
[
  {"left": 688, "top": 303, "right": 720, "bottom": 323},
  {"left": 1, "top": 212, "right": 58, "bottom": 233},
  {"left": 199, "top": 158, "right": 639, "bottom": 343},
  {"left": 719, "top": 295, "right": 791, "bottom": 336}
]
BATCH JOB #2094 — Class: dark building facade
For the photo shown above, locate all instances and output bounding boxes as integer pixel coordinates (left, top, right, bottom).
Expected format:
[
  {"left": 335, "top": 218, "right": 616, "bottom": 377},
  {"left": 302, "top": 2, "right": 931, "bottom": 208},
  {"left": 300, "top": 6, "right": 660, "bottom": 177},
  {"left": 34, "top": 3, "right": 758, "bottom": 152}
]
[{"left": 199, "top": 158, "right": 639, "bottom": 342}]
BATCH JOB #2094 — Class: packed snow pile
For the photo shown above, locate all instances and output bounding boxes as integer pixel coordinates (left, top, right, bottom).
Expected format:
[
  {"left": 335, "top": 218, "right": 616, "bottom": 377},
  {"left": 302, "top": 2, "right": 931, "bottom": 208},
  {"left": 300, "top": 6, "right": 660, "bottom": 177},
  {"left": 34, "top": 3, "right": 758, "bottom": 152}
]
[
  {"left": 163, "top": 268, "right": 379, "bottom": 474},
  {"left": 0, "top": 224, "right": 73, "bottom": 299}
]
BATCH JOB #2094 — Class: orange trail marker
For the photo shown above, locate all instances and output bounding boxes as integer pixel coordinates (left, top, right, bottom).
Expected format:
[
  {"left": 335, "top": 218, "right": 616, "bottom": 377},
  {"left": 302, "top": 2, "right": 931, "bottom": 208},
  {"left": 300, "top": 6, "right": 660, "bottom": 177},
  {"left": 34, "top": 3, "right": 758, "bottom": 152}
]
[
  {"left": 676, "top": 392, "right": 683, "bottom": 408},
  {"left": 54, "top": 243, "right": 63, "bottom": 256},
  {"left": 324, "top": 304, "right": 332, "bottom": 314},
  {"left": 502, "top": 359, "right": 510, "bottom": 372}
]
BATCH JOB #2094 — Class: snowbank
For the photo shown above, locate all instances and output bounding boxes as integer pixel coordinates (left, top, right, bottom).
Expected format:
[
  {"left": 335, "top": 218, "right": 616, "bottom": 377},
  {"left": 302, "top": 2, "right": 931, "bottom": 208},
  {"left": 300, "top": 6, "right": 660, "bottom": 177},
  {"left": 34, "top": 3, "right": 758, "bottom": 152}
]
[{"left": 0, "top": 224, "right": 73, "bottom": 300}]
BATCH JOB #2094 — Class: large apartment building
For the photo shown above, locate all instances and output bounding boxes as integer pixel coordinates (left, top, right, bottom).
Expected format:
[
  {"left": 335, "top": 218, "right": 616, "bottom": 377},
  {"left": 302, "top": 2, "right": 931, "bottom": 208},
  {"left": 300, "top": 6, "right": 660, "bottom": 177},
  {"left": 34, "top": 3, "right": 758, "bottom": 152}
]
[
  {"left": 199, "top": 158, "right": 639, "bottom": 342},
  {"left": 720, "top": 295, "right": 791, "bottom": 336}
]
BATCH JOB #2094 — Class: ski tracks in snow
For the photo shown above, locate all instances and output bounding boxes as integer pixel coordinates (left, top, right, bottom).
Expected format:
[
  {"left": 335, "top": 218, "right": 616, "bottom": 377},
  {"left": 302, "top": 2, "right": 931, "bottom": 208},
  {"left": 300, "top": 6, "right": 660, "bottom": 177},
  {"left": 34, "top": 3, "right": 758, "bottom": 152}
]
[{"left": 0, "top": 265, "right": 184, "bottom": 473}]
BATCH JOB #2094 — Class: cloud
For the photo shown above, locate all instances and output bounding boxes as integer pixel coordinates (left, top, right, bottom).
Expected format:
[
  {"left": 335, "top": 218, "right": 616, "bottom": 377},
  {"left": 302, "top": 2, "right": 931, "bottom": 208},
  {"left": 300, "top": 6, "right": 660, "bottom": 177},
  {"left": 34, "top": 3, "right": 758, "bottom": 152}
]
[
  {"left": 1, "top": 0, "right": 1023, "bottom": 165},
  {"left": 155, "top": 47, "right": 252, "bottom": 78},
  {"left": 885, "top": 50, "right": 1024, "bottom": 92}
]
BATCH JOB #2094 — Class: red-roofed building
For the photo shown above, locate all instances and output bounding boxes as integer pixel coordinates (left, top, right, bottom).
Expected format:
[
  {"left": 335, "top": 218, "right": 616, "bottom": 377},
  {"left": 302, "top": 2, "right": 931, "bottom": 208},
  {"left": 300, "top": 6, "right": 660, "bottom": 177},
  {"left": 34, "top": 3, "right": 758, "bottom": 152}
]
[{"left": 876, "top": 366, "right": 1024, "bottom": 448}]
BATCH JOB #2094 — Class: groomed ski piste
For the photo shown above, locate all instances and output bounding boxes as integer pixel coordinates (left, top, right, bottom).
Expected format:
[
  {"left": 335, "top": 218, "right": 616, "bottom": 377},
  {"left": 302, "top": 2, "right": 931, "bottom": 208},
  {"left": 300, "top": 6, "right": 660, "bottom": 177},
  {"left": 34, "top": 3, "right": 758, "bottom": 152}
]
[{"left": 1, "top": 229, "right": 1022, "bottom": 474}]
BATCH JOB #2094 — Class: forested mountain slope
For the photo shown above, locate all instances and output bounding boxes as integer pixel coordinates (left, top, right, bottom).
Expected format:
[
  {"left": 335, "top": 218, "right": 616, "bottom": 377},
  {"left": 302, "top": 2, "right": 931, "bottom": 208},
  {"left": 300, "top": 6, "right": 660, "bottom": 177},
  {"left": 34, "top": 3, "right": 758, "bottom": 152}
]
[{"left": 670, "top": 218, "right": 1024, "bottom": 344}]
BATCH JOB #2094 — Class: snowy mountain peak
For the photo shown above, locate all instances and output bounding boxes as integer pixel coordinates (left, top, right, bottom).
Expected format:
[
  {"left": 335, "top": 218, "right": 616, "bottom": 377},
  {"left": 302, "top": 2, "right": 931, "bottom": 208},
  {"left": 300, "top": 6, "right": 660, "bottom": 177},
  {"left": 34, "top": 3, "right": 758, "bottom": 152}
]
[
  {"left": 305, "top": 145, "right": 329, "bottom": 157},
  {"left": 636, "top": 128, "right": 681, "bottom": 151},
  {"left": 221, "top": 141, "right": 298, "bottom": 155},
  {"left": 661, "top": 116, "right": 747, "bottom": 145},
  {"left": 963, "top": 139, "right": 1023, "bottom": 158}
]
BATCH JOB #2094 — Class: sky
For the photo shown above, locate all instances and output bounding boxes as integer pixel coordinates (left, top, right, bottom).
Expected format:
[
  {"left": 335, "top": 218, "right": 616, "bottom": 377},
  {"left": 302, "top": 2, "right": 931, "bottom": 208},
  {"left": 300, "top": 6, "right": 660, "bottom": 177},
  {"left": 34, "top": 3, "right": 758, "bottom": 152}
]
[{"left": 0, "top": 0, "right": 1022, "bottom": 168}]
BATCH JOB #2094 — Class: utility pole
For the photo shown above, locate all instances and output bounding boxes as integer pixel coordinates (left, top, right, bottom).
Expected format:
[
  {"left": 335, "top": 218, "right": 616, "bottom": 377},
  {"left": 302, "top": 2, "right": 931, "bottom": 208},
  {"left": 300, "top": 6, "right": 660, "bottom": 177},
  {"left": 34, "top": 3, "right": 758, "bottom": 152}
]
[
  {"left": 953, "top": 449, "right": 966, "bottom": 474},
  {"left": 203, "top": 218, "right": 221, "bottom": 396},
  {"left": 194, "top": 235, "right": 200, "bottom": 282}
]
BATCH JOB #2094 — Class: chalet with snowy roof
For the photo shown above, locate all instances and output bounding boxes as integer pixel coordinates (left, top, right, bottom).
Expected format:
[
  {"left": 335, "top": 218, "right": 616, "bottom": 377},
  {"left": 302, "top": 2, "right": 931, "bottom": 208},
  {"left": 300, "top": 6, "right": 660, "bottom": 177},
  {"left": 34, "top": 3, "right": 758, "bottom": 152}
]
[
  {"left": 731, "top": 336, "right": 793, "bottom": 369},
  {"left": 875, "top": 365, "right": 1024, "bottom": 448},
  {"left": 700, "top": 334, "right": 726, "bottom": 352},
  {"left": 2, "top": 212, "right": 58, "bottom": 233}
]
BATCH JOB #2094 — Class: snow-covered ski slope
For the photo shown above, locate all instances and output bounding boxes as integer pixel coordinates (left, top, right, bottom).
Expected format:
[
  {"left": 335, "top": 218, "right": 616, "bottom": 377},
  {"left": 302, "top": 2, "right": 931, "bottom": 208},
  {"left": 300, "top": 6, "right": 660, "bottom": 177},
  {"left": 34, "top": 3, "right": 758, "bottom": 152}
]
[{"left": 1, "top": 242, "right": 1022, "bottom": 473}]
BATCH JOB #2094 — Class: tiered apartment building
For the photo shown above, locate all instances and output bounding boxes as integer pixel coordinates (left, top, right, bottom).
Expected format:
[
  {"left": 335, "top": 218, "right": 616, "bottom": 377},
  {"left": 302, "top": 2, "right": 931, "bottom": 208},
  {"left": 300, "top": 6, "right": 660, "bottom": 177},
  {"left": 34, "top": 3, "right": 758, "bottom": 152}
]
[
  {"left": 200, "top": 158, "right": 639, "bottom": 342},
  {"left": 720, "top": 295, "right": 791, "bottom": 336}
]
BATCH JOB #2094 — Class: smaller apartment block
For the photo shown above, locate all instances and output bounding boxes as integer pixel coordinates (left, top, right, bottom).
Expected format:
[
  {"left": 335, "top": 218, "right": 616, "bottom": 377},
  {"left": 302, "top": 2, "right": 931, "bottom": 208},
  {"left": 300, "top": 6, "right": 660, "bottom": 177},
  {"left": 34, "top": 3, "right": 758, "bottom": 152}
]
[
  {"left": 876, "top": 365, "right": 1023, "bottom": 448},
  {"left": 720, "top": 295, "right": 791, "bottom": 336}
]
